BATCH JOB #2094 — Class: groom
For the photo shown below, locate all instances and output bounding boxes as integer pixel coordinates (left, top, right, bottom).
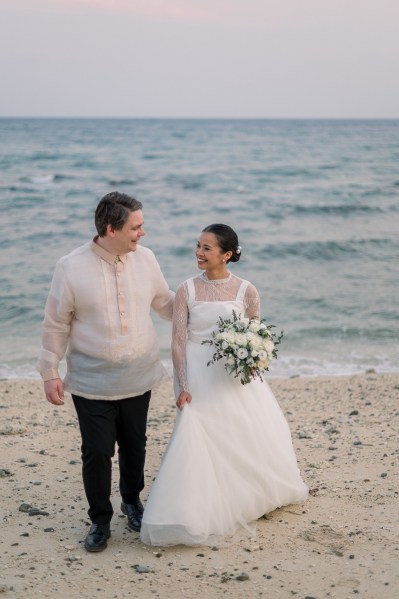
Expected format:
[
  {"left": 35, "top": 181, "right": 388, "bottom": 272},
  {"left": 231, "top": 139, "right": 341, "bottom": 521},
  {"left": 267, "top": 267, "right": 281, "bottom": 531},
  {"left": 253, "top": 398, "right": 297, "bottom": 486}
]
[{"left": 37, "top": 191, "right": 174, "bottom": 552}]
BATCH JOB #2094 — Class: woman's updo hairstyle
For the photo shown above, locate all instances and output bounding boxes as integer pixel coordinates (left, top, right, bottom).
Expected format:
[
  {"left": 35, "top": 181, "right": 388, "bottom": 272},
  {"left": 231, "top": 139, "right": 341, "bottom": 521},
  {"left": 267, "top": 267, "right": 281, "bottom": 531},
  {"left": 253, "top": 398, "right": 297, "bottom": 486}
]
[{"left": 202, "top": 224, "right": 242, "bottom": 263}]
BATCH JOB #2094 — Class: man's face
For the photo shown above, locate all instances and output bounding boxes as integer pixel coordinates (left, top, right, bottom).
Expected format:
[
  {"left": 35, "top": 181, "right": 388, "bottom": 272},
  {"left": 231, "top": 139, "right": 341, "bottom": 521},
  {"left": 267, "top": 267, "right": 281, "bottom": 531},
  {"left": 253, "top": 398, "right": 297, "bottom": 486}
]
[{"left": 108, "top": 209, "right": 145, "bottom": 254}]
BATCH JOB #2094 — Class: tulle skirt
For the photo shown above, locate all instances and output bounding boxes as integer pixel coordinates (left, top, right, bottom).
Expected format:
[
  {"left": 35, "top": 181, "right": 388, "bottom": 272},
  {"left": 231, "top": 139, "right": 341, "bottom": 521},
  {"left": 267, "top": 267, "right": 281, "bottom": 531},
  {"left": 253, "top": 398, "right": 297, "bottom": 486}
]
[{"left": 141, "top": 340, "right": 308, "bottom": 546}]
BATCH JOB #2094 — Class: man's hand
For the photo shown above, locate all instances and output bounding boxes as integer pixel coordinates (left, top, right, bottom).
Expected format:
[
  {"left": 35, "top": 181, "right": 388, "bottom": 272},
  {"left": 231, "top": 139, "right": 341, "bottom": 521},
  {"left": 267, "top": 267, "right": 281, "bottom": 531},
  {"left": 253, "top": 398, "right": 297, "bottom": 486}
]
[
  {"left": 176, "top": 391, "right": 192, "bottom": 410},
  {"left": 44, "top": 379, "right": 65, "bottom": 405}
]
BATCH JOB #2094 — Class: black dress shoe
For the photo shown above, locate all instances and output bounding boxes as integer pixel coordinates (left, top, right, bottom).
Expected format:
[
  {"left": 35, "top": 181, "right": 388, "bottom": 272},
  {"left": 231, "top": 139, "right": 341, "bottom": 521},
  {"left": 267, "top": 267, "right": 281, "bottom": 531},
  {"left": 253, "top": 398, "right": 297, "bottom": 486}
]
[
  {"left": 84, "top": 523, "right": 111, "bottom": 552},
  {"left": 121, "top": 498, "right": 143, "bottom": 532}
]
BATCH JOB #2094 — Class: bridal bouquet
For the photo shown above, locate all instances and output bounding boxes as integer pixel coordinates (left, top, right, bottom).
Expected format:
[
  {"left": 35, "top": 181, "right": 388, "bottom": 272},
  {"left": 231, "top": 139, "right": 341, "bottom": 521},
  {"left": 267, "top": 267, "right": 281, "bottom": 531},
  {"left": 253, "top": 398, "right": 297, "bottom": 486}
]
[{"left": 202, "top": 311, "right": 283, "bottom": 385}]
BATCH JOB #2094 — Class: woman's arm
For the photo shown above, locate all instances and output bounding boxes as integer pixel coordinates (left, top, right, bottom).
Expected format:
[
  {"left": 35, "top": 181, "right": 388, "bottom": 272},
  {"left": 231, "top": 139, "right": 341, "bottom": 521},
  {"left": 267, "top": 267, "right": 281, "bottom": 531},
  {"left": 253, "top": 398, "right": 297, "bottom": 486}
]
[
  {"left": 171, "top": 283, "right": 192, "bottom": 408},
  {"left": 244, "top": 282, "right": 261, "bottom": 319}
]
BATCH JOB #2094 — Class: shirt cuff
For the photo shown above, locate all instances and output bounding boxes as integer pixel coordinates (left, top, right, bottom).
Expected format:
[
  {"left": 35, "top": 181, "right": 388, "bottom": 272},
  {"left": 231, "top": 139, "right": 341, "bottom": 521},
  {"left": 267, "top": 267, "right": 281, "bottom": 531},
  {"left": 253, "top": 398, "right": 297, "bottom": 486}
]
[{"left": 41, "top": 368, "right": 61, "bottom": 382}]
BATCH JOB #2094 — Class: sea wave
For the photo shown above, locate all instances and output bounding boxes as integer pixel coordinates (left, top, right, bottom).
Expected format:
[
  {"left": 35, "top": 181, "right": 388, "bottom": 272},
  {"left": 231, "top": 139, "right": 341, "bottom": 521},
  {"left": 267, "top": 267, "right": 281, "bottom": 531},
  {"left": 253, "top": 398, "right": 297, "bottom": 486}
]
[
  {"left": 2, "top": 351, "right": 398, "bottom": 381},
  {"left": 20, "top": 174, "right": 54, "bottom": 184},
  {"left": 107, "top": 178, "right": 136, "bottom": 186},
  {"left": 289, "top": 204, "right": 383, "bottom": 217},
  {"left": 257, "top": 238, "right": 397, "bottom": 260}
]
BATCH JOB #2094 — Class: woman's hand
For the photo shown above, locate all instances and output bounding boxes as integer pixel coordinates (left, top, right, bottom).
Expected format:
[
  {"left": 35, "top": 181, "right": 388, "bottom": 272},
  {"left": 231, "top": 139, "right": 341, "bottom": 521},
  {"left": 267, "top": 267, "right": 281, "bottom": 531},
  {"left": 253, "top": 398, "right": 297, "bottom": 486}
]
[{"left": 176, "top": 391, "right": 192, "bottom": 410}]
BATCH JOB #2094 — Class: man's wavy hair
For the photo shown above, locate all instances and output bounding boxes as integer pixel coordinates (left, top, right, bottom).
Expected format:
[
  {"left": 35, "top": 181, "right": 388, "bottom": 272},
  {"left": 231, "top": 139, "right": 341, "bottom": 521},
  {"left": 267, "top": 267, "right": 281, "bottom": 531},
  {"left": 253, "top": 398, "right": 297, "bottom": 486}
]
[{"left": 95, "top": 192, "right": 142, "bottom": 237}]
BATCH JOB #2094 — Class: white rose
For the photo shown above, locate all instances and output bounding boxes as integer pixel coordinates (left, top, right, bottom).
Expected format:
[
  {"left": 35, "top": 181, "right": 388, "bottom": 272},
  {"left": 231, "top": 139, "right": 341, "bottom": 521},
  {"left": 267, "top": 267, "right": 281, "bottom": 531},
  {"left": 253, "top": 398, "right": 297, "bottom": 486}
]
[
  {"left": 237, "top": 348, "right": 248, "bottom": 359},
  {"left": 263, "top": 339, "right": 275, "bottom": 353},
  {"left": 236, "top": 333, "right": 247, "bottom": 346},
  {"left": 249, "top": 335, "right": 262, "bottom": 349},
  {"left": 249, "top": 322, "right": 260, "bottom": 333},
  {"left": 257, "top": 359, "right": 269, "bottom": 370}
]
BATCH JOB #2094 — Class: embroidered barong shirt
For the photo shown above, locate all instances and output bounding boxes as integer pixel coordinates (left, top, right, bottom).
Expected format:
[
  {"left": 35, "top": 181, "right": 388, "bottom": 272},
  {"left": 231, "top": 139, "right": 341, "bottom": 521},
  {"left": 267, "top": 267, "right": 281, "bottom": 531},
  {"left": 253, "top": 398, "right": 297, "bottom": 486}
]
[{"left": 37, "top": 239, "right": 174, "bottom": 400}]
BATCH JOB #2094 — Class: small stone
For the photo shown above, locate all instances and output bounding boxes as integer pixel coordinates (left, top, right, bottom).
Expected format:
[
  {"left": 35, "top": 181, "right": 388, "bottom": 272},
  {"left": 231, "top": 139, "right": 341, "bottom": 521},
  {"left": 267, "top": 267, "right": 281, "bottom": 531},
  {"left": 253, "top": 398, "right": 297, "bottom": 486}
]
[
  {"left": 31, "top": 480, "right": 42, "bottom": 485},
  {"left": 353, "top": 440, "right": 362, "bottom": 446},
  {"left": 19, "top": 503, "right": 32, "bottom": 513},
  {"left": 44, "top": 527, "right": 55, "bottom": 532},
  {"left": 236, "top": 572, "right": 250, "bottom": 581},
  {"left": 326, "top": 427, "right": 339, "bottom": 434},
  {"left": 20, "top": 532, "right": 29, "bottom": 537},
  {"left": 69, "top": 460, "right": 80, "bottom": 465},
  {"left": 0, "top": 468, "right": 12, "bottom": 478},
  {"left": 0, "top": 424, "right": 26, "bottom": 435},
  {"left": 134, "top": 565, "right": 154, "bottom": 574},
  {"left": 29, "top": 509, "right": 49, "bottom": 516},
  {"left": 349, "top": 410, "right": 359, "bottom": 416},
  {"left": 380, "top": 472, "right": 388, "bottom": 478},
  {"left": 65, "top": 555, "right": 80, "bottom": 562},
  {"left": 0, "top": 583, "right": 9, "bottom": 593}
]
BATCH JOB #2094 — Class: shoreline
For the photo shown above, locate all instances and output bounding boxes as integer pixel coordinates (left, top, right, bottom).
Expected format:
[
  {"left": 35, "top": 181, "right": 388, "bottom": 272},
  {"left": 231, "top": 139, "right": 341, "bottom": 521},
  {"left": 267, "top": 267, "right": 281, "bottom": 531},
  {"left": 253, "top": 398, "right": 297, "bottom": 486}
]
[
  {"left": 1, "top": 373, "right": 399, "bottom": 598},
  {"left": 1, "top": 364, "right": 398, "bottom": 383}
]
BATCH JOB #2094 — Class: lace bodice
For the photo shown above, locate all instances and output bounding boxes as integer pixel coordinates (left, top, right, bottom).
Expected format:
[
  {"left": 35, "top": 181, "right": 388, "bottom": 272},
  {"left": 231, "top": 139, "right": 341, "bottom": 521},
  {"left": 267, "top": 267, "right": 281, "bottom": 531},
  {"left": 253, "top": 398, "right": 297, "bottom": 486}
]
[{"left": 172, "top": 273, "right": 260, "bottom": 394}]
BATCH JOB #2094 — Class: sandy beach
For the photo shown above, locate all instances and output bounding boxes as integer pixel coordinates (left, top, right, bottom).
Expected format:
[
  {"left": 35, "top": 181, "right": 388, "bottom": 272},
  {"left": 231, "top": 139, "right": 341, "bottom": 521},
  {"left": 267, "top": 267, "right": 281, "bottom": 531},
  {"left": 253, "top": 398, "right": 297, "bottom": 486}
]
[{"left": 1, "top": 372, "right": 398, "bottom": 598}]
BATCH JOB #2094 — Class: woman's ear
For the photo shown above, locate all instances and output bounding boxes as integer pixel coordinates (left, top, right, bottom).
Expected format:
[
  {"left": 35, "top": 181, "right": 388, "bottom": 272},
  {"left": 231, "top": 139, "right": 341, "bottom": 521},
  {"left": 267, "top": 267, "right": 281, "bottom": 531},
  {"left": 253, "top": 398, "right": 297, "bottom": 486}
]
[{"left": 225, "top": 251, "right": 233, "bottom": 262}]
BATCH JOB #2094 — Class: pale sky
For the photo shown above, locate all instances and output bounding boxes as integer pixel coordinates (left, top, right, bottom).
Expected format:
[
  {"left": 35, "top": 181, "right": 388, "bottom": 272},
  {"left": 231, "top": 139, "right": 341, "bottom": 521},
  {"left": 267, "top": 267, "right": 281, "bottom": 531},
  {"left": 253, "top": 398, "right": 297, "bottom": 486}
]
[{"left": 0, "top": 0, "right": 398, "bottom": 118}]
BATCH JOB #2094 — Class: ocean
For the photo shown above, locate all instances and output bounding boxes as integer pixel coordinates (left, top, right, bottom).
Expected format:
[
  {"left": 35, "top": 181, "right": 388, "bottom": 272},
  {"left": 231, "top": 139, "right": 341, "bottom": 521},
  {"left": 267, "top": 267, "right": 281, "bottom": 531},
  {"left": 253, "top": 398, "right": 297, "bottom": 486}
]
[{"left": 0, "top": 118, "right": 398, "bottom": 379}]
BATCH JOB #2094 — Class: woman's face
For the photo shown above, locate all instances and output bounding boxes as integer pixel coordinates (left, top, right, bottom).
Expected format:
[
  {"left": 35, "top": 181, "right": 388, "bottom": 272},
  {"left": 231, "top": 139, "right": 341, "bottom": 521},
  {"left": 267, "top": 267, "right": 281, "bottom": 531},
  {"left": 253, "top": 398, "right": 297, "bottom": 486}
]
[{"left": 195, "top": 232, "right": 230, "bottom": 270}]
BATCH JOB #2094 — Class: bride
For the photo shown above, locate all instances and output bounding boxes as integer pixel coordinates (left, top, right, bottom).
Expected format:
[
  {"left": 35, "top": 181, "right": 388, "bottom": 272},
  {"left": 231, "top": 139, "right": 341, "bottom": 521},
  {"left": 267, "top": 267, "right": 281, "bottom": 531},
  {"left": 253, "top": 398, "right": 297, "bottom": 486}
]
[{"left": 140, "top": 224, "right": 308, "bottom": 546}]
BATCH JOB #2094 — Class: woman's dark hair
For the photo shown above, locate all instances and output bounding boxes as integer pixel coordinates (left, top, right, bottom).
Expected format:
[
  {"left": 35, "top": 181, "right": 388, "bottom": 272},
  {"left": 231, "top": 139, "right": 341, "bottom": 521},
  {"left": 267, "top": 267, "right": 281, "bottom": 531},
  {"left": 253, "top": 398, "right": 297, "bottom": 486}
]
[
  {"left": 95, "top": 191, "right": 142, "bottom": 237},
  {"left": 202, "top": 224, "right": 241, "bottom": 263}
]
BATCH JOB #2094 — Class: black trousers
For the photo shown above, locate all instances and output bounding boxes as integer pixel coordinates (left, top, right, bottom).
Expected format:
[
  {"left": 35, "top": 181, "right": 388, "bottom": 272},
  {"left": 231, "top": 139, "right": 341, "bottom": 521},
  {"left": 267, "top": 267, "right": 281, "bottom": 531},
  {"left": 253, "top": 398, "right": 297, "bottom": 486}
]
[{"left": 72, "top": 391, "right": 151, "bottom": 525}]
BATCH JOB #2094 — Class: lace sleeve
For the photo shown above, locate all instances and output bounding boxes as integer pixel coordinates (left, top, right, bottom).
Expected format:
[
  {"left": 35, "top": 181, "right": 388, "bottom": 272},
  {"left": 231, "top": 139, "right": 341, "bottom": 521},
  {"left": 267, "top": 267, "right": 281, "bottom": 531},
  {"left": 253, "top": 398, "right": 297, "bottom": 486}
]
[
  {"left": 243, "top": 282, "right": 260, "bottom": 319},
  {"left": 171, "top": 282, "right": 189, "bottom": 394}
]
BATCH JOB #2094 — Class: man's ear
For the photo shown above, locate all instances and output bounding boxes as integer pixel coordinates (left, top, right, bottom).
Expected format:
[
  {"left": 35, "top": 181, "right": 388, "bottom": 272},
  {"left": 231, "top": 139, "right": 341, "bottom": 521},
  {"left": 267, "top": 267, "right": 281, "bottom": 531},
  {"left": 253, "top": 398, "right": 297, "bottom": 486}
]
[{"left": 106, "top": 224, "right": 115, "bottom": 237}]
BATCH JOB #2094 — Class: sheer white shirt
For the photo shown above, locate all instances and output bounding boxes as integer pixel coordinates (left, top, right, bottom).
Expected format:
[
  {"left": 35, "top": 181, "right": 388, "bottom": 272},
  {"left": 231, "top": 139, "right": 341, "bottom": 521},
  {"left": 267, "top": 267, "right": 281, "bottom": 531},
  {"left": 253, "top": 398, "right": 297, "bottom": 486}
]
[{"left": 37, "top": 238, "right": 174, "bottom": 400}]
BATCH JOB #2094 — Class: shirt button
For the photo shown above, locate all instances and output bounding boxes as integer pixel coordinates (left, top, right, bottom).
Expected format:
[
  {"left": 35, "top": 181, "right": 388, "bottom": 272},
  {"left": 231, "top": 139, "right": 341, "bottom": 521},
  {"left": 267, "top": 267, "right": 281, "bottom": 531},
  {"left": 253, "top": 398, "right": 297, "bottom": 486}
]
[{"left": 120, "top": 312, "right": 125, "bottom": 316}]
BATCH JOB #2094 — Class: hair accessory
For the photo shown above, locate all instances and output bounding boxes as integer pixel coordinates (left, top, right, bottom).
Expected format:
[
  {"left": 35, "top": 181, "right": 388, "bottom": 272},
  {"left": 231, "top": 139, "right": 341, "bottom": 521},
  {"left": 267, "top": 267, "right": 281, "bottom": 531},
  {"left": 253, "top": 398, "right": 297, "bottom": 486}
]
[{"left": 236, "top": 246, "right": 242, "bottom": 255}]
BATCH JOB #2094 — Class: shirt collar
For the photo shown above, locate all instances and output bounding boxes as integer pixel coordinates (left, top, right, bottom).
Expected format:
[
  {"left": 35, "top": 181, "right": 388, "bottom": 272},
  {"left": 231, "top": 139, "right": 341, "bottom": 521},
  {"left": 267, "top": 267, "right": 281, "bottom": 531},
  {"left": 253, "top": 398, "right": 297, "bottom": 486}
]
[{"left": 91, "top": 236, "right": 129, "bottom": 264}]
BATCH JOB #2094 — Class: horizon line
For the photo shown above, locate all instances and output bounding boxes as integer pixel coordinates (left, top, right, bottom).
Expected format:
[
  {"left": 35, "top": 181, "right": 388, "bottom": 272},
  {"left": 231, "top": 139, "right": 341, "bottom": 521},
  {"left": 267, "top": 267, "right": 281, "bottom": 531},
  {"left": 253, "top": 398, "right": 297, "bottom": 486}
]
[{"left": 1, "top": 115, "right": 399, "bottom": 121}]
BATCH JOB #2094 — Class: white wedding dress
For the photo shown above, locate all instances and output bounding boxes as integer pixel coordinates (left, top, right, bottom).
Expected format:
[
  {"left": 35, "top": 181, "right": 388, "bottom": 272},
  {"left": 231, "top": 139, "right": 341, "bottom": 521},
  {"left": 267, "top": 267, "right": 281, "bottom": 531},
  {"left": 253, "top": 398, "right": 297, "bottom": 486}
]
[{"left": 141, "top": 274, "right": 308, "bottom": 546}]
